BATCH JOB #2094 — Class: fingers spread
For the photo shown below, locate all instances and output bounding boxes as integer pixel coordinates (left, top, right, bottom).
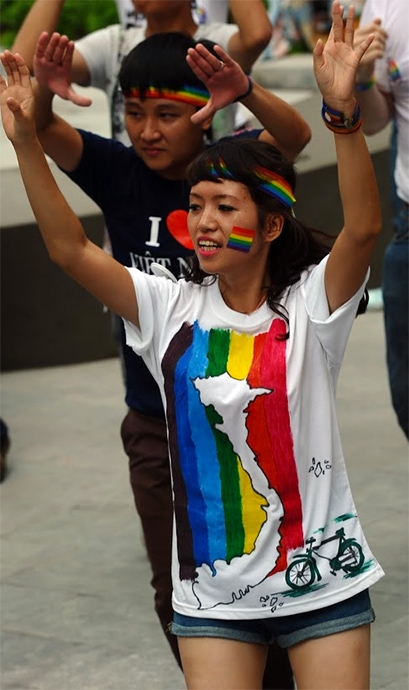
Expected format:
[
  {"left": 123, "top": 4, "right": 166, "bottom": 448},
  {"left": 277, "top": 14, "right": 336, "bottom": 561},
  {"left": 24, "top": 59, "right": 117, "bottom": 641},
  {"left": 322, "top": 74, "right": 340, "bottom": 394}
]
[
  {"left": 5, "top": 96, "right": 22, "bottom": 115},
  {"left": 356, "top": 33, "right": 375, "bottom": 61},
  {"left": 35, "top": 32, "right": 50, "bottom": 60},
  {"left": 1, "top": 52, "right": 15, "bottom": 81},
  {"left": 344, "top": 5, "right": 356, "bottom": 47},
  {"left": 62, "top": 41, "right": 75, "bottom": 69},
  {"left": 2, "top": 51, "right": 24, "bottom": 86},
  {"left": 188, "top": 43, "right": 232, "bottom": 80},
  {"left": 313, "top": 38, "right": 324, "bottom": 60},
  {"left": 331, "top": 1, "right": 345, "bottom": 43},
  {"left": 67, "top": 87, "right": 92, "bottom": 108}
]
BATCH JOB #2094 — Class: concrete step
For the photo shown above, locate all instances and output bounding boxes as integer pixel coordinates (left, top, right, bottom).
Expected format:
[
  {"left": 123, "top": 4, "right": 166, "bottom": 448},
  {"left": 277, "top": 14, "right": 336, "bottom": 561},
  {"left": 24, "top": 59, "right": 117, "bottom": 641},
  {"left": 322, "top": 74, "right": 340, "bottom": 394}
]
[{"left": 252, "top": 54, "right": 317, "bottom": 91}]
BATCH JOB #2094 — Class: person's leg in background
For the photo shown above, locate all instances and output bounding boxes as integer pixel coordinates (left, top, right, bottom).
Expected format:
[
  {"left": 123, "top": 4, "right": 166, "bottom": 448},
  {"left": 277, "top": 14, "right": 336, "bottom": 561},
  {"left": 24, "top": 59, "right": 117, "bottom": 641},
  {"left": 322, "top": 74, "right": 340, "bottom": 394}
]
[
  {"left": 382, "top": 202, "right": 409, "bottom": 438},
  {"left": 121, "top": 408, "right": 182, "bottom": 668},
  {"left": 263, "top": 641, "right": 294, "bottom": 689},
  {"left": 0, "top": 417, "right": 11, "bottom": 482},
  {"left": 383, "top": 120, "right": 409, "bottom": 439},
  {"left": 121, "top": 408, "right": 294, "bottom": 686}
]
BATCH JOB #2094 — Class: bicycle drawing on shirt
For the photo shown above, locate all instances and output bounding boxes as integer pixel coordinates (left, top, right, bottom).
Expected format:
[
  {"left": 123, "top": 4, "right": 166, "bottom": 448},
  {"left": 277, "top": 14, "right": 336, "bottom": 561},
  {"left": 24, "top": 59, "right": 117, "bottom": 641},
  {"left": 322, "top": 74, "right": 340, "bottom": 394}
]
[{"left": 285, "top": 527, "right": 364, "bottom": 590}]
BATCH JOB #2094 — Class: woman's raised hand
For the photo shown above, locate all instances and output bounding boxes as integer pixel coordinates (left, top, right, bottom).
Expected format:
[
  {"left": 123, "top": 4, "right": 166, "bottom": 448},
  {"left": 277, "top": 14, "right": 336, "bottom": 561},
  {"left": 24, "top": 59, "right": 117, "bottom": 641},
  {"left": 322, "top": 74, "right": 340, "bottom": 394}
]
[
  {"left": 0, "top": 51, "right": 36, "bottom": 146},
  {"left": 313, "top": 1, "right": 374, "bottom": 113}
]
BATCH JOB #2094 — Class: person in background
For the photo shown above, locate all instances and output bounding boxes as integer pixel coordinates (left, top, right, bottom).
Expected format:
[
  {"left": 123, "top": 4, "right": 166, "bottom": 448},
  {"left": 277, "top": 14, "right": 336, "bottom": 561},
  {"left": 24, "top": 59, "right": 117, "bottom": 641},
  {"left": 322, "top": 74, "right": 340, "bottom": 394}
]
[
  {"left": 0, "top": 418, "right": 11, "bottom": 482},
  {"left": 115, "top": 0, "right": 230, "bottom": 27},
  {"left": 18, "top": 26, "right": 310, "bottom": 687},
  {"left": 354, "top": 0, "right": 408, "bottom": 439},
  {"left": 12, "top": 0, "right": 273, "bottom": 142},
  {"left": 10, "top": 0, "right": 275, "bottom": 677},
  {"left": 0, "top": 6, "right": 384, "bottom": 686}
]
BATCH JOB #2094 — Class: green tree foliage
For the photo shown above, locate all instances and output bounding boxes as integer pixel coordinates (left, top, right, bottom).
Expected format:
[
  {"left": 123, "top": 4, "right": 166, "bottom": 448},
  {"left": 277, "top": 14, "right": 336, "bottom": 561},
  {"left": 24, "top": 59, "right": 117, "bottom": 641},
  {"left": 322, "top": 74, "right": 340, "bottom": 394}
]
[{"left": 0, "top": 0, "right": 119, "bottom": 48}]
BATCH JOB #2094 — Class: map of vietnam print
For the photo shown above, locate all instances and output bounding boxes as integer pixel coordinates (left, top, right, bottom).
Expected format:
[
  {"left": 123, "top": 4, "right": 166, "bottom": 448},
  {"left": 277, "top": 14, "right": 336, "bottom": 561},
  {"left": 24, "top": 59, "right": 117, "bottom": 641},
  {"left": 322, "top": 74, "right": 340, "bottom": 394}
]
[{"left": 162, "top": 316, "right": 304, "bottom": 611}]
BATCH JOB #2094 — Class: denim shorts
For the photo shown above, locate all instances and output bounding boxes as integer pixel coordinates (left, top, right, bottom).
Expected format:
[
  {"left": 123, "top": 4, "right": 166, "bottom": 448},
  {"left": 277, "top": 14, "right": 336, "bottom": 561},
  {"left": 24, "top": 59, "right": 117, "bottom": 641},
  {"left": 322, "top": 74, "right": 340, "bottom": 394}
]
[{"left": 170, "top": 589, "right": 375, "bottom": 648}]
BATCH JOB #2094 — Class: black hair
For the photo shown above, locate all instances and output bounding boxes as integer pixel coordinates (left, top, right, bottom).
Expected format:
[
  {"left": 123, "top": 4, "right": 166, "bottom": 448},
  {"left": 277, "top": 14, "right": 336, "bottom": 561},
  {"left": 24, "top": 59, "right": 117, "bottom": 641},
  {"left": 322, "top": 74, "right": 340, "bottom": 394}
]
[
  {"left": 184, "top": 138, "right": 368, "bottom": 334},
  {"left": 119, "top": 31, "right": 216, "bottom": 97}
]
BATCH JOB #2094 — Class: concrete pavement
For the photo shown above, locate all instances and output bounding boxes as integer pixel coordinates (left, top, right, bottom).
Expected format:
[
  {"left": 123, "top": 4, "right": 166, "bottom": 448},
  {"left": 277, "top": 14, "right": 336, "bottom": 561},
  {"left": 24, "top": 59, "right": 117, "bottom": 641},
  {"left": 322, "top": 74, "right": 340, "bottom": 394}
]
[{"left": 1, "top": 310, "right": 408, "bottom": 690}]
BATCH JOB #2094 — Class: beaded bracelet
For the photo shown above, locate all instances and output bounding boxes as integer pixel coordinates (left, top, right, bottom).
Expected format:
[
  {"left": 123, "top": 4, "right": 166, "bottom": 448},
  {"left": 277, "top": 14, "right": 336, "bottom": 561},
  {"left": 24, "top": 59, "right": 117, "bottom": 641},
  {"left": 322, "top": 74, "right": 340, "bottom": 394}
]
[
  {"left": 355, "top": 75, "right": 376, "bottom": 92},
  {"left": 321, "top": 99, "right": 362, "bottom": 134},
  {"left": 234, "top": 76, "right": 253, "bottom": 102}
]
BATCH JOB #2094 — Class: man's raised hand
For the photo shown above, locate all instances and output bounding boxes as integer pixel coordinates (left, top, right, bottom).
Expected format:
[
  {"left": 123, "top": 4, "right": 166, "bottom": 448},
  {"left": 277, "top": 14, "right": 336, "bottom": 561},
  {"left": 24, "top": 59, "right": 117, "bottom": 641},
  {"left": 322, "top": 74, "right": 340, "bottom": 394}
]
[
  {"left": 186, "top": 43, "right": 249, "bottom": 124},
  {"left": 34, "top": 32, "right": 92, "bottom": 107}
]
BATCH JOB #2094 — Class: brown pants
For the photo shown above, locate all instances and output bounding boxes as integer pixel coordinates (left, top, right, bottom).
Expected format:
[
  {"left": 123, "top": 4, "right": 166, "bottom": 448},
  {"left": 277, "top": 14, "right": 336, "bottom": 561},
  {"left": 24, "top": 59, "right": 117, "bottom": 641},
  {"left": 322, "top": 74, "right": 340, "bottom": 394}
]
[{"left": 121, "top": 408, "right": 294, "bottom": 689}]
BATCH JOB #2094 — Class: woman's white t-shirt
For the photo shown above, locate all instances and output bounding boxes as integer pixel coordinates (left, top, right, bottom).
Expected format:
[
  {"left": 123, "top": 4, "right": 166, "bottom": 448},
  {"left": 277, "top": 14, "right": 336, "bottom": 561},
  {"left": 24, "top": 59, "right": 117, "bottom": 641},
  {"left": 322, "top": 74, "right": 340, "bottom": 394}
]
[{"left": 123, "top": 256, "right": 384, "bottom": 619}]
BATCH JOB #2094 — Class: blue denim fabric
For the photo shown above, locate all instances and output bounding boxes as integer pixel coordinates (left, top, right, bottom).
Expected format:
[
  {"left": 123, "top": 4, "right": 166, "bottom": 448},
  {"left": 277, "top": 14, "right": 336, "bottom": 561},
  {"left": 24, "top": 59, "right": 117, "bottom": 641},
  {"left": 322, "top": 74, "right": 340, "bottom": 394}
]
[
  {"left": 382, "top": 195, "right": 409, "bottom": 438},
  {"left": 171, "top": 589, "right": 374, "bottom": 649}
]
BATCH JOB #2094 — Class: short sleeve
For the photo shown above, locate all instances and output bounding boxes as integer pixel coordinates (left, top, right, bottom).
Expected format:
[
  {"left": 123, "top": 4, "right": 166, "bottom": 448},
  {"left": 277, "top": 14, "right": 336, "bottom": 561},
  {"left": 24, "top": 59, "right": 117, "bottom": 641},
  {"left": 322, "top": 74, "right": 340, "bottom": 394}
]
[
  {"left": 122, "top": 268, "right": 157, "bottom": 355},
  {"left": 302, "top": 255, "right": 370, "bottom": 367},
  {"left": 122, "top": 267, "right": 181, "bottom": 360},
  {"left": 75, "top": 25, "right": 121, "bottom": 92}
]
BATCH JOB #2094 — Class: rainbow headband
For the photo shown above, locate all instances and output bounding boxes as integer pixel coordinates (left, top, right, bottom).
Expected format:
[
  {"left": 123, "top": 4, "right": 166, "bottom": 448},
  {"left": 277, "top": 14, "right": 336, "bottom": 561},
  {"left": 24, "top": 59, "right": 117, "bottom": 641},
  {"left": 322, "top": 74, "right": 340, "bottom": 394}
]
[
  {"left": 208, "top": 159, "right": 296, "bottom": 208},
  {"left": 123, "top": 85, "right": 210, "bottom": 108},
  {"left": 253, "top": 166, "right": 296, "bottom": 207}
]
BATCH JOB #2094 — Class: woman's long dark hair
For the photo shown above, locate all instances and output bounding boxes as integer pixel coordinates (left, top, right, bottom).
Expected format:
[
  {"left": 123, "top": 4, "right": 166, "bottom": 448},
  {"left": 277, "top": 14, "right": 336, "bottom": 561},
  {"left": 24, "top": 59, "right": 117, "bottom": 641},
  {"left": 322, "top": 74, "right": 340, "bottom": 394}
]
[{"left": 185, "top": 138, "right": 367, "bottom": 334}]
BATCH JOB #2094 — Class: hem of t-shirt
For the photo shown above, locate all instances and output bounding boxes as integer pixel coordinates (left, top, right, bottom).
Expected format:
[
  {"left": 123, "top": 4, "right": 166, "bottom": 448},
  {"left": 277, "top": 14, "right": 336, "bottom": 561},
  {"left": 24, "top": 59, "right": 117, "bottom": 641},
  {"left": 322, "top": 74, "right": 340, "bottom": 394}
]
[{"left": 172, "top": 565, "right": 385, "bottom": 620}]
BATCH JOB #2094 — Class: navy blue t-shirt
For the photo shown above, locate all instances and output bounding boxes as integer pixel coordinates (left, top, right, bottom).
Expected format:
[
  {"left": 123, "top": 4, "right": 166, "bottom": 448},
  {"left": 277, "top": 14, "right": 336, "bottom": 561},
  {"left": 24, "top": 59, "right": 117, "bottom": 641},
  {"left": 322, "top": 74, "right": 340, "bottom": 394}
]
[{"left": 64, "top": 128, "right": 261, "bottom": 417}]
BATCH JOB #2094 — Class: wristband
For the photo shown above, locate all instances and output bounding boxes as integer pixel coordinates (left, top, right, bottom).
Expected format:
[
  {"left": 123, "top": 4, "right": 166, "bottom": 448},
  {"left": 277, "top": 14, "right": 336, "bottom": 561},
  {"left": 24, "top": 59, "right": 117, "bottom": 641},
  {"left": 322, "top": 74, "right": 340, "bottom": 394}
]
[
  {"left": 355, "top": 75, "right": 375, "bottom": 92},
  {"left": 234, "top": 76, "right": 253, "bottom": 102},
  {"left": 321, "top": 99, "right": 362, "bottom": 134}
]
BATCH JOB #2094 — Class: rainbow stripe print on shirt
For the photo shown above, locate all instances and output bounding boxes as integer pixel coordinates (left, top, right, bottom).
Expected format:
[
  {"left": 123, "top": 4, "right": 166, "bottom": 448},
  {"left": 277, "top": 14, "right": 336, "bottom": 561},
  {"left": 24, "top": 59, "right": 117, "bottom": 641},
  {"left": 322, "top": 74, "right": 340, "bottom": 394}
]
[
  {"left": 388, "top": 58, "right": 401, "bottom": 82},
  {"left": 227, "top": 226, "right": 255, "bottom": 252},
  {"left": 162, "top": 317, "right": 304, "bottom": 610}
]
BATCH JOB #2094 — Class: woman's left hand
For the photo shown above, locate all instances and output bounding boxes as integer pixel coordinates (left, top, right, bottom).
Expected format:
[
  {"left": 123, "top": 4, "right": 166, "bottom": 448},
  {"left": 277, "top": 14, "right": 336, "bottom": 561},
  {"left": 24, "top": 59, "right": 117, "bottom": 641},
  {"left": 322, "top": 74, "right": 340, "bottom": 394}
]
[
  {"left": 313, "top": 1, "right": 374, "bottom": 114},
  {"left": 186, "top": 43, "right": 250, "bottom": 124},
  {"left": 0, "top": 50, "right": 36, "bottom": 146}
]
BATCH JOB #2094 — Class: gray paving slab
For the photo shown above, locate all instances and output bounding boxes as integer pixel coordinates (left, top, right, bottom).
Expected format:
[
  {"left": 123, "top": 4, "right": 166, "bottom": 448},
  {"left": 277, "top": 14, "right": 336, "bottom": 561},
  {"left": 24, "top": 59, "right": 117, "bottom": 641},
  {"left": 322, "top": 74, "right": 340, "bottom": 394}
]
[
  {"left": 0, "top": 357, "right": 185, "bottom": 690},
  {"left": 1, "top": 311, "right": 408, "bottom": 690}
]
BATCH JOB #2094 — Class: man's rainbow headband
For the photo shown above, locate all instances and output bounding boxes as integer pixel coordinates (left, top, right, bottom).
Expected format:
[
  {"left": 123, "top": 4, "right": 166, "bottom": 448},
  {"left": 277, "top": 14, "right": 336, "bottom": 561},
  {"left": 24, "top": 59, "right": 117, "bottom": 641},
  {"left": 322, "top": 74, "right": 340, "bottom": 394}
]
[
  {"left": 123, "top": 85, "right": 210, "bottom": 108},
  {"left": 207, "top": 159, "right": 296, "bottom": 208}
]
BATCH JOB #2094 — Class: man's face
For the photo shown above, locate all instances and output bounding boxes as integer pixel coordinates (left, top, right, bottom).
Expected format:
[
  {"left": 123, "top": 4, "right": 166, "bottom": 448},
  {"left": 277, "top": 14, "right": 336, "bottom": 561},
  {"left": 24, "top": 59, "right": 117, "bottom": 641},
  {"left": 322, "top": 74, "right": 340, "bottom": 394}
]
[
  {"left": 124, "top": 97, "right": 208, "bottom": 179},
  {"left": 133, "top": 0, "right": 190, "bottom": 17}
]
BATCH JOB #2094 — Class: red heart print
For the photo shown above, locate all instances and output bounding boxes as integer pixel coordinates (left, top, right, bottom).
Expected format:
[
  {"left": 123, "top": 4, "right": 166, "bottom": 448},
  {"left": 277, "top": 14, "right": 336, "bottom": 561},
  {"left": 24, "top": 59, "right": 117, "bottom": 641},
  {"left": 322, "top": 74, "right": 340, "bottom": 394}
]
[{"left": 166, "top": 209, "right": 194, "bottom": 250}]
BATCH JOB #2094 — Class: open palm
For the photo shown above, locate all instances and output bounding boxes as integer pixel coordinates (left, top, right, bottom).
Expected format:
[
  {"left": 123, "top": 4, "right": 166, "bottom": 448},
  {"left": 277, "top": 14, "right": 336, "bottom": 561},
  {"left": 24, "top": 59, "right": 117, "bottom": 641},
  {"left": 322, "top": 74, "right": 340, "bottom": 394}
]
[
  {"left": 0, "top": 51, "right": 36, "bottom": 145},
  {"left": 186, "top": 43, "right": 249, "bottom": 124},
  {"left": 313, "top": 2, "right": 374, "bottom": 112},
  {"left": 34, "top": 32, "right": 91, "bottom": 107}
]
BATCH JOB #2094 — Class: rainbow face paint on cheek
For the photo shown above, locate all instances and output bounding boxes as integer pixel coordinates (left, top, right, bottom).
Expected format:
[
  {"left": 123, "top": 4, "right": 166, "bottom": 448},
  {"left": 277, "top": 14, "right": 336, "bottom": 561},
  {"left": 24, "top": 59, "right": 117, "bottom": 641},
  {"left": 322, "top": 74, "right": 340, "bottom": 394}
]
[{"left": 227, "top": 226, "right": 255, "bottom": 252}]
